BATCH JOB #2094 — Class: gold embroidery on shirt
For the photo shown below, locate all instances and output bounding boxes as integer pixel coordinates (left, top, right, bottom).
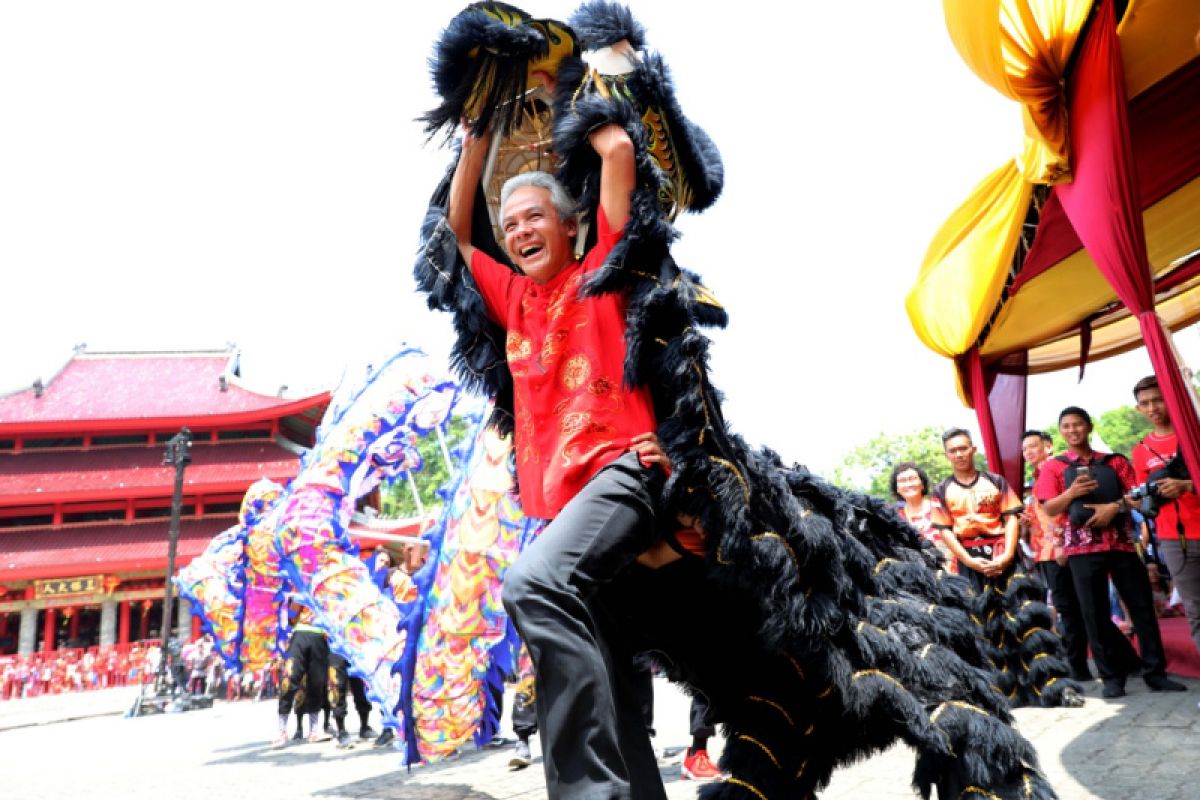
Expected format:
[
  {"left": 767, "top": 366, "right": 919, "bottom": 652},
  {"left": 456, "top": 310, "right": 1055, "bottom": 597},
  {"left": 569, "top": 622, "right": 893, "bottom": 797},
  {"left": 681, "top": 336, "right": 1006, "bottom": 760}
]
[{"left": 560, "top": 354, "right": 592, "bottom": 391}]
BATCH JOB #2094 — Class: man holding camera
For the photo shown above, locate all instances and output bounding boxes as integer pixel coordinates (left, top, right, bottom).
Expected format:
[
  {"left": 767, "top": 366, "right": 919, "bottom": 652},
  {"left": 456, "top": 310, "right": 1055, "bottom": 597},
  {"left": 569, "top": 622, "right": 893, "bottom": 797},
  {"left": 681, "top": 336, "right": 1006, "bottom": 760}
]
[
  {"left": 1132, "top": 375, "right": 1200, "bottom": 655},
  {"left": 1036, "top": 406, "right": 1186, "bottom": 697}
]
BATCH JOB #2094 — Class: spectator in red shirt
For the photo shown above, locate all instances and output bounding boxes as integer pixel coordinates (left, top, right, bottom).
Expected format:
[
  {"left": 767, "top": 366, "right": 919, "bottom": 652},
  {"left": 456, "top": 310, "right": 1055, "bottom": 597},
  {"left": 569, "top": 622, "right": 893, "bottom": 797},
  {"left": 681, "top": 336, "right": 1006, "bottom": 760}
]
[
  {"left": 1131, "top": 375, "right": 1200, "bottom": 655},
  {"left": 448, "top": 115, "right": 673, "bottom": 799},
  {"left": 1021, "top": 430, "right": 1092, "bottom": 680},
  {"left": 1036, "top": 406, "right": 1186, "bottom": 697}
]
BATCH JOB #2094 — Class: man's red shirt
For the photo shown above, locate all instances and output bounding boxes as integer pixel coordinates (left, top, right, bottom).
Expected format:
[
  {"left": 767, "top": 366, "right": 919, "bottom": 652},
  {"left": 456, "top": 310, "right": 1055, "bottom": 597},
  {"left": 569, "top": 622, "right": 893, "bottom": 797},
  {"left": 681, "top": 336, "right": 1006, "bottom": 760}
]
[
  {"left": 469, "top": 209, "right": 656, "bottom": 519},
  {"left": 1033, "top": 450, "right": 1136, "bottom": 556},
  {"left": 1131, "top": 431, "right": 1200, "bottom": 540}
]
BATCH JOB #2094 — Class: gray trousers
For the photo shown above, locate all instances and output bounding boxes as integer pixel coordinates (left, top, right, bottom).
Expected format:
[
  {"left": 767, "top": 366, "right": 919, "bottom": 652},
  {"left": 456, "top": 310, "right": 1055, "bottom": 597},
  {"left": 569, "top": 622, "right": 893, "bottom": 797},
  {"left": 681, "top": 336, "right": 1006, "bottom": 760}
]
[
  {"left": 502, "top": 452, "right": 666, "bottom": 800},
  {"left": 1160, "top": 539, "right": 1200, "bottom": 654}
]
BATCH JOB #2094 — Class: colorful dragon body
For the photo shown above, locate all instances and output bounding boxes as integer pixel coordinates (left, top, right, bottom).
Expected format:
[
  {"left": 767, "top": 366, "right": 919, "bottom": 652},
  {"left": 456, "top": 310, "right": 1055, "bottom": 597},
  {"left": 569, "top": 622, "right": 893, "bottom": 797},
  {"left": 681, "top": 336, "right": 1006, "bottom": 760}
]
[
  {"left": 178, "top": 349, "right": 458, "bottom": 734},
  {"left": 176, "top": 478, "right": 283, "bottom": 669},
  {"left": 402, "top": 419, "right": 546, "bottom": 764}
]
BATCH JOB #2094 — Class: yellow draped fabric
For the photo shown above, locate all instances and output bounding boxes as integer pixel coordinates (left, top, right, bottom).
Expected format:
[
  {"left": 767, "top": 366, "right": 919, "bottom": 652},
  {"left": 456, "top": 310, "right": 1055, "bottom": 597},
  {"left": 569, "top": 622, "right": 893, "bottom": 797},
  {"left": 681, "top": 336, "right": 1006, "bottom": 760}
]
[
  {"left": 989, "top": 175, "right": 1200, "bottom": 368},
  {"left": 906, "top": 162, "right": 1033, "bottom": 357},
  {"left": 942, "top": 0, "right": 1092, "bottom": 183}
]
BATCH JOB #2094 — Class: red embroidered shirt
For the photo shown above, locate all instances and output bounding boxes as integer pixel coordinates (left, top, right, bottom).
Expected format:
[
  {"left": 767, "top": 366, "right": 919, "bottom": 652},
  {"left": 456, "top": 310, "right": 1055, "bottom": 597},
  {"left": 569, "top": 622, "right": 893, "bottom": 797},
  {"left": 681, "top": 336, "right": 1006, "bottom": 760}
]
[
  {"left": 469, "top": 209, "right": 656, "bottom": 519},
  {"left": 1033, "top": 450, "right": 1136, "bottom": 556}
]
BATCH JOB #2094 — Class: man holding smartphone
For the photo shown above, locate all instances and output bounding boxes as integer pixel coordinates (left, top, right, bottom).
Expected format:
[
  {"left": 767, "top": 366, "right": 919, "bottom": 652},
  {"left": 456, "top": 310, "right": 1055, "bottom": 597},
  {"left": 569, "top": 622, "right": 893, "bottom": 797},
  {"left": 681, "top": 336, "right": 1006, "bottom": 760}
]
[{"left": 1036, "top": 406, "right": 1186, "bottom": 698}]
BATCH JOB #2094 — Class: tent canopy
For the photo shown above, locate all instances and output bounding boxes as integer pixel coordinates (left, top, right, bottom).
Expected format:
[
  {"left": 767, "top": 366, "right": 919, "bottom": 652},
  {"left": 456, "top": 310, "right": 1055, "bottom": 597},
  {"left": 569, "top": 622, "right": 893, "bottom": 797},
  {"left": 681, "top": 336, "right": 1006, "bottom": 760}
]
[{"left": 909, "top": 0, "right": 1200, "bottom": 375}]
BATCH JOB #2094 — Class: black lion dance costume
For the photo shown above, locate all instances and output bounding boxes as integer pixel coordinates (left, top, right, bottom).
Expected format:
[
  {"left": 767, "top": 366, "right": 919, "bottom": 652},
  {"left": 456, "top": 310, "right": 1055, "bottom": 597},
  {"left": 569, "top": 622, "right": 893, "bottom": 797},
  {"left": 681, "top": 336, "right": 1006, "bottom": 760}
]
[{"left": 413, "top": 3, "right": 1073, "bottom": 798}]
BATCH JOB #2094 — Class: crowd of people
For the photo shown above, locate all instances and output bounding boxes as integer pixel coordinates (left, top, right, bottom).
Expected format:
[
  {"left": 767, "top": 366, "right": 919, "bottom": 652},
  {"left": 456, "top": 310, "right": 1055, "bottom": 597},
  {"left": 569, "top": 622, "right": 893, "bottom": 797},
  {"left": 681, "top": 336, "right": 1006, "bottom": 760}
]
[
  {"left": 1, "top": 642, "right": 164, "bottom": 700},
  {"left": 0, "top": 634, "right": 286, "bottom": 703},
  {"left": 891, "top": 375, "right": 1198, "bottom": 701}
]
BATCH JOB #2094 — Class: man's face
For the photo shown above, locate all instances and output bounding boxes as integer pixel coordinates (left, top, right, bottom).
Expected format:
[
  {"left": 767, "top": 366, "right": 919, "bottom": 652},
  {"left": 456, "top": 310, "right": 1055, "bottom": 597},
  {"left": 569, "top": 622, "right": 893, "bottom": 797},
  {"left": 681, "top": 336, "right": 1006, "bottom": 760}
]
[
  {"left": 1022, "top": 435, "right": 1049, "bottom": 466},
  {"left": 1058, "top": 413, "right": 1092, "bottom": 448},
  {"left": 502, "top": 186, "right": 578, "bottom": 284},
  {"left": 944, "top": 434, "right": 976, "bottom": 472},
  {"left": 1135, "top": 386, "right": 1169, "bottom": 427}
]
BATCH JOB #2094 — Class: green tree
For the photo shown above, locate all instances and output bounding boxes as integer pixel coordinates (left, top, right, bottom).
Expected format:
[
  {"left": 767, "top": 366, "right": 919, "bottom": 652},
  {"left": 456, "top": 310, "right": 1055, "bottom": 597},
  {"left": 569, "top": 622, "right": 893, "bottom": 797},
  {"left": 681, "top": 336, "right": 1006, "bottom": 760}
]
[
  {"left": 832, "top": 426, "right": 982, "bottom": 500},
  {"left": 378, "top": 415, "right": 474, "bottom": 518},
  {"left": 1095, "top": 405, "right": 1152, "bottom": 456}
]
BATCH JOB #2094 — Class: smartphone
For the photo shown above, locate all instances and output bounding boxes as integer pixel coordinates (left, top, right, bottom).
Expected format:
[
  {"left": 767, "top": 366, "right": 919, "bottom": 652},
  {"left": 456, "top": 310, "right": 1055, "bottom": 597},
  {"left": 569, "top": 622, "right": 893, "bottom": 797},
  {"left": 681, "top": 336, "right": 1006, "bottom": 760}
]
[{"left": 1076, "top": 465, "right": 1092, "bottom": 480}]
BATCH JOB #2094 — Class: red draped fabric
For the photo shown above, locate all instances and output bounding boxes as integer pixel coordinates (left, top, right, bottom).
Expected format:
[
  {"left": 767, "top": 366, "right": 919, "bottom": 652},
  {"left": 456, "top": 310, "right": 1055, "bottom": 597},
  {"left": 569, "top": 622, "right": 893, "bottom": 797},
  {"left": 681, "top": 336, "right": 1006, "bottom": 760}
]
[
  {"left": 1013, "top": 54, "right": 1200, "bottom": 291},
  {"left": 965, "top": 348, "right": 1028, "bottom": 491},
  {"left": 1054, "top": 0, "right": 1200, "bottom": 481}
]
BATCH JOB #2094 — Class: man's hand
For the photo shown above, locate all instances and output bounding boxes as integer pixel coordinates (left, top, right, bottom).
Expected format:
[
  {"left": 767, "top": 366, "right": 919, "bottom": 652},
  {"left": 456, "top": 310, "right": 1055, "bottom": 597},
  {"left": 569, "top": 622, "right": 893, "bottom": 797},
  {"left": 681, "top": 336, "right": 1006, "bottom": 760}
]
[
  {"left": 960, "top": 554, "right": 988, "bottom": 574},
  {"left": 1069, "top": 475, "right": 1099, "bottom": 498},
  {"left": 630, "top": 432, "right": 671, "bottom": 472},
  {"left": 1156, "top": 477, "right": 1193, "bottom": 499},
  {"left": 460, "top": 121, "right": 493, "bottom": 167},
  {"left": 981, "top": 551, "right": 1014, "bottom": 577},
  {"left": 588, "top": 123, "right": 633, "bottom": 159},
  {"left": 1082, "top": 501, "right": 1121, "bottom": 528}
]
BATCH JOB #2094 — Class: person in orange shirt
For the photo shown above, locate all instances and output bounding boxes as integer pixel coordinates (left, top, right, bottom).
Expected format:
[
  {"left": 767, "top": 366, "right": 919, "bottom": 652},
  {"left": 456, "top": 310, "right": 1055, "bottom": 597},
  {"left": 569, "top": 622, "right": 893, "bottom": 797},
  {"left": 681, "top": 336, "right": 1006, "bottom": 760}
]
[{"left": 932, "top": 428, "right": 1081, "bottom": 707}]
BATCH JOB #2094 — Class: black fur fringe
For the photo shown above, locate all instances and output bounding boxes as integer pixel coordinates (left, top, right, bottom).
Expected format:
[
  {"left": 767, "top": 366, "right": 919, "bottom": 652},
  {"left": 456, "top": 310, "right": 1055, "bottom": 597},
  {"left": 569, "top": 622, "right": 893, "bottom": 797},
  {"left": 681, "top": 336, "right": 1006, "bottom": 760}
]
[{"left": 412, "top": 4, "right": 1062, "bottom": 798}]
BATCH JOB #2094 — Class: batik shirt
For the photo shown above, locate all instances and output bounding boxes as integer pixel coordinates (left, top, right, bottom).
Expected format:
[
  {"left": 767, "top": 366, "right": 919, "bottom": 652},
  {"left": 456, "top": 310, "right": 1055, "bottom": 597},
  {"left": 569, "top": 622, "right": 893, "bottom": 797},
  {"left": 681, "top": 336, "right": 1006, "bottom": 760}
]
[
  {"left": 469, "top": 208, "right": 656, "bottom": 519},
  {"left": 931, "top": 471, "right": 1023, "bottom": 553},
  {"left": 1033, "top": 450, "right": 1136, "bottom": 556}
]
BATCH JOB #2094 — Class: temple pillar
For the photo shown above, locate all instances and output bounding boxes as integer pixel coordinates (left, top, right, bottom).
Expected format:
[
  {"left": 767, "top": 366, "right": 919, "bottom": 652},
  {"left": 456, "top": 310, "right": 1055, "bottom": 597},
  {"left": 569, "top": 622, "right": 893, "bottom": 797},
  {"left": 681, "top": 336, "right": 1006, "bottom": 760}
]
[
  {"left": 68, "top": 608, "right": 80, "bottom": 642},
  {"left": 176, "top": 600, "right": 191, "bottom": 640},
  {"left": 18, "top": 608, "right": 37, "bottom": 655},
  {"left": 100, "top": 601, "right": 118, "bottom": 647},
  {"left": 118, "top": 600, "right": 130, "bottom": 644},
  {"left": 43, "top": 608, "right": 56, "bottom": 652}
]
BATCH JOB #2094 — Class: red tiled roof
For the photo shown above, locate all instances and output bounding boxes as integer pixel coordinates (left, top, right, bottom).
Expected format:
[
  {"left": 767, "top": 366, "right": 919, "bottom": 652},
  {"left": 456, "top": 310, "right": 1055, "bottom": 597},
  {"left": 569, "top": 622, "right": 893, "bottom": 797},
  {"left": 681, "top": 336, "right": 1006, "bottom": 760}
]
[
  {"left": 0, "top": 516, "right": 235, "bottom": 581},
  {"left": 0, "top": 441, "right": 301, "bottom": 505},
  {"left": 0, "top": 351, "right": 328, "bottom": 433}
]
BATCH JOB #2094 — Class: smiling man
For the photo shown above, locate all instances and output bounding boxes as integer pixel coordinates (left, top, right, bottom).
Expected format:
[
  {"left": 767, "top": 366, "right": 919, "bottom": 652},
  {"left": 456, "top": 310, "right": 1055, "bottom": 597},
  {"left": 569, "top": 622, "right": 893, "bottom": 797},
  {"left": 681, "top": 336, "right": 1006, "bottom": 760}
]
[
  {"left": 447, "top": 119, "right": 674, "bottom": 800},
  {"left": 1036, "top": 406, "right": 1186, "bottom": 698},
  {"left": 1131, "top": 375, "right": 1200, "bottom": 657},
  {"left": 931, "top": 428, "right": 1081, "bottom": 707}
]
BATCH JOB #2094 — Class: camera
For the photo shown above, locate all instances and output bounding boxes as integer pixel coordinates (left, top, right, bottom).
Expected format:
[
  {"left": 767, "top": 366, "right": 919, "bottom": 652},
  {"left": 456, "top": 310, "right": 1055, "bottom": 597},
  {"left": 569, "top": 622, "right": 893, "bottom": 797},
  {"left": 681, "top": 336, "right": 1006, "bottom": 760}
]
[{"left": 1129, "top": 453, "right": 1189, "bottom": 519}]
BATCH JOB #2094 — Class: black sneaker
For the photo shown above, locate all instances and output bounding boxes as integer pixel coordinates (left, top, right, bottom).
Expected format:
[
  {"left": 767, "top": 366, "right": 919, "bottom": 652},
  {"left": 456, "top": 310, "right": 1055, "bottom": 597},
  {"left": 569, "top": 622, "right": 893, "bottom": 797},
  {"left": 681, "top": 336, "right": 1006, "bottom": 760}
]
[
  {"left": 291, "top": 729, "right": 304, "bottom": 742},
  {"left": 336, "top": 731, "right": 354, "bottom": 749},
  {"left": 374, "top": 728, "right": 395, "bottom": 748},
  {"left": 1145, "top": 674, "right": 1187, "bottom": 692},
  {"left": 359, "top": 726, "right": 379, "bottom": 740},
  {"left": 324, "top": 721, "right": 335, "bottom": 736},
  {"left": 1101, "top": 679, "right": 1126, "bottom": 699}
]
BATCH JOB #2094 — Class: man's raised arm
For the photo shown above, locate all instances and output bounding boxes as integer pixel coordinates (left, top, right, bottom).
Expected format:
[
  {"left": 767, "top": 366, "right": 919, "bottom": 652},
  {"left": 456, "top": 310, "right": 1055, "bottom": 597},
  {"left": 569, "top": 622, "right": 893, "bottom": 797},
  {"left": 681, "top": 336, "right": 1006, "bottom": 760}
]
[
  {"left": 447, "top": 127, "right": 492, "bottom": 266},
  {"left": 588, "top": 123, "right": 635, "bottom": 231}
]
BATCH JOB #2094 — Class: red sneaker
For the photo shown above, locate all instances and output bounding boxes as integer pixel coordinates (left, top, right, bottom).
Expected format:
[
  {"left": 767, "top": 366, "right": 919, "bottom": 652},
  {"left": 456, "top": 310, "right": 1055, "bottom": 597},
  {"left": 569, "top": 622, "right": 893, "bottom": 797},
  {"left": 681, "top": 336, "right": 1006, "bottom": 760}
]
[{"left": 681, "top": 748, "right": 725, "bottom": 781}]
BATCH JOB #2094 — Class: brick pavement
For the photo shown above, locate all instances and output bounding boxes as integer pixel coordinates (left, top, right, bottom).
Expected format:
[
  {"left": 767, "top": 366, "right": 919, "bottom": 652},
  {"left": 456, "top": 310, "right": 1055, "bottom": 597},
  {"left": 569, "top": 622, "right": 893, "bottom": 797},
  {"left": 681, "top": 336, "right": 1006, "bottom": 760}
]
[{"left": 2, "top": 676, "right": 1198, "bottom": 799}]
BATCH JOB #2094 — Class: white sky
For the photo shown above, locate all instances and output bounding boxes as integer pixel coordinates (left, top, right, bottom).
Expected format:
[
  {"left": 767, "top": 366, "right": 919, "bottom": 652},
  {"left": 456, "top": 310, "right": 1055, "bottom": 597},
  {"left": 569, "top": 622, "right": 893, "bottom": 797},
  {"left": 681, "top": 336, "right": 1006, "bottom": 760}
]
[{"left": 3, "top": 1, "right": 1196, "bottom": 474}]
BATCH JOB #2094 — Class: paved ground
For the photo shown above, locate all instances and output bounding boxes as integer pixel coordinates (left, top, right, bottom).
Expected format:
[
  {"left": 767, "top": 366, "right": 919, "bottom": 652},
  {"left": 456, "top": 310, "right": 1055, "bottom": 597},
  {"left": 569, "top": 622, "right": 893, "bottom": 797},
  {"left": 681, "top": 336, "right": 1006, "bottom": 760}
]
[{"left": 2, "top": 676, "right": 1199, "bottom": 799}]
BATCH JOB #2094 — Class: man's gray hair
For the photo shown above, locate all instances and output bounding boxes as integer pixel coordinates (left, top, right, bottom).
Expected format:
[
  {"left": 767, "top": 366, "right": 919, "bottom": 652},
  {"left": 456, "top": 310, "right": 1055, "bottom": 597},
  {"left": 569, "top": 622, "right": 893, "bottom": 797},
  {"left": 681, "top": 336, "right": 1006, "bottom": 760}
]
[{"left": 500, "top": 171, "right": 577, "bottom": 221}]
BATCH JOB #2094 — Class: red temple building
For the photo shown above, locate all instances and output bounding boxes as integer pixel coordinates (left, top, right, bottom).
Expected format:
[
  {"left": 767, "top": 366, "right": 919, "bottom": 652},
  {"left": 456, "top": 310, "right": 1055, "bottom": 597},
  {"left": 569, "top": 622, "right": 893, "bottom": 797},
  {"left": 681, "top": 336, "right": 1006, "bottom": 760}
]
[{"left": 0, "top": 347, "right": 329, "bottom": 656}]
